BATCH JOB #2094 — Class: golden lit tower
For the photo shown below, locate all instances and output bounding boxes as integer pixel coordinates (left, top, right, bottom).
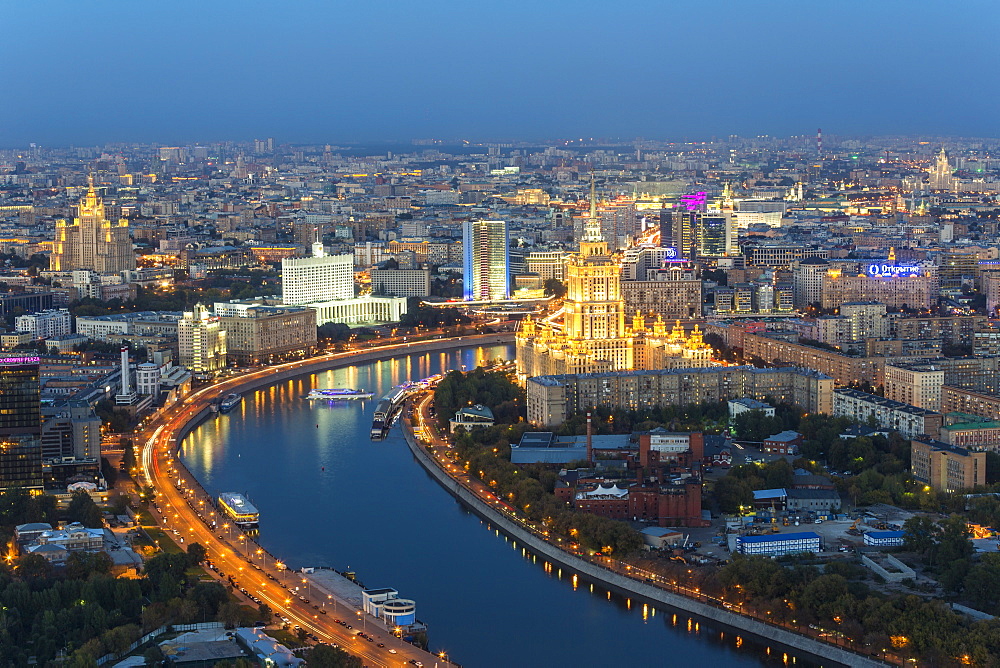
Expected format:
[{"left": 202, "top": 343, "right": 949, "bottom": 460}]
[{"left": 52, "top": 176, "right": 135, "bottom": 273}]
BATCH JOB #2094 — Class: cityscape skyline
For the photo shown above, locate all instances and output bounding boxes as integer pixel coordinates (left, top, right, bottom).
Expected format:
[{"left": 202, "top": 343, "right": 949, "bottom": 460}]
[{"left": 3, "top": 1, "right": 998, "bottom": 145}]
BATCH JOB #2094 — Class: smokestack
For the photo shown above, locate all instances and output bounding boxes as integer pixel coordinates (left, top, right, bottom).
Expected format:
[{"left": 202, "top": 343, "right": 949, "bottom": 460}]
[
  {"left": 120, "top": 347, "right": 131, "bottom": 395},
  {"left": 586, "top": 411, "right": 593, "bottom": 465},
  {"left": 816, "top": 128, "right": 823, "bottom": 156}
]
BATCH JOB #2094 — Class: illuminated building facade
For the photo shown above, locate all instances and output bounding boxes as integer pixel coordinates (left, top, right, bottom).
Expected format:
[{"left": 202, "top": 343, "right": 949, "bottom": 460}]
[
  {"left": 822, "top": 264, "right": 937, "bottom": 310},
  {"left": 0, "top": 355, "right": 43, "bottom": 492},
  {"left": 51, "top": 178, "right": 135, "bottom": 273},
  {"left": 518, "top": 206, "right": 712, "bottom": 378},
  {"left": 178, "top": 305, "right": 227, "bottom": 374},
  {"left": 526, "top": 366, "right": 833, "bottom": 428},
  {"left": 462, "top": 220, "right": 509, "bottom": 301}
]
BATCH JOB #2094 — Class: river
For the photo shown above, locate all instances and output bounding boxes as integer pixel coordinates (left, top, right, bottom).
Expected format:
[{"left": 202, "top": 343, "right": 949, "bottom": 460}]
[{"left": 180, "top": 343, "right": 809, "bottom": 668}]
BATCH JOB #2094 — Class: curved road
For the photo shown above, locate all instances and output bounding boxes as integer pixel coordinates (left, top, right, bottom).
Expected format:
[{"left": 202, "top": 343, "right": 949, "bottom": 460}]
[{"left": 137, "top": 342, "right": 487, "bottom": 668}]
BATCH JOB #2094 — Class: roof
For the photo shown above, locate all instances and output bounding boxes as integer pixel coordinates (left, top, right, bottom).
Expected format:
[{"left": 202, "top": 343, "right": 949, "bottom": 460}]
[
  {"left": 641, "top": 527, "right": 683, "bottom": 537},
  {"left": 729, "top": 398, "right": 773, "bottom": 410},
  {"left": 866, "top": 530, "right": 905, "bottom": 539},
  {"left": 578, "top": 483, "right": 629, "bottom": 499},
  {"left": 739, "top": 531, "right": 821, "bottom": 544},
  {"left": 765, "top": 430, "right": 801, "bottom": 443},
  {"left": 753, "top": 488, "right": 787, "bottom": 500},
  {"left": 786, "top": 488, "right": 840, "bottom": 500},
  {"left": 454, "top": 404, "right": 494, "bottom": 420},
  {"left": 940, "top": 421, "right": 1000, "bottom": 432}
]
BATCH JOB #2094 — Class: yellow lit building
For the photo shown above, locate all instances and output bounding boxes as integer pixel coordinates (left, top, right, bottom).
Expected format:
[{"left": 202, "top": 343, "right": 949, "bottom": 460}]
[
  {"left": 516, "top": 207, "right": 712, "bottom": 378},
  {"left": 51, "top": 177, "right": 135, "bottom": 273}
]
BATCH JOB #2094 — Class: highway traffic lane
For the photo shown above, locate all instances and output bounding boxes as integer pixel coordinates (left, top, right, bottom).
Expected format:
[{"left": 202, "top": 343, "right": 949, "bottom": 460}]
[{"left": 144, "top": 383, "right": 432, "bottom": 666}]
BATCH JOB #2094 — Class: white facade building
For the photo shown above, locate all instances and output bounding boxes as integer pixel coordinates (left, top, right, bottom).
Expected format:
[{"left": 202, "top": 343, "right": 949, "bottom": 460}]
[
  {"left": 135, "top": 362, "right": 161, "bottom": 396},
  {"left": 281, "top": 253, "right": 354, "bottom": 305},
  {"left": 15, "top": 309, "right": 72, "bottom": 339}
]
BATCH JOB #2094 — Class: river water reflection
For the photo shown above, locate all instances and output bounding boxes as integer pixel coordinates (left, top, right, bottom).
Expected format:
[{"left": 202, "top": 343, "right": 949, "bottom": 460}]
[{"left": 181, "top": 344, "right": 810, "bottom": 668}]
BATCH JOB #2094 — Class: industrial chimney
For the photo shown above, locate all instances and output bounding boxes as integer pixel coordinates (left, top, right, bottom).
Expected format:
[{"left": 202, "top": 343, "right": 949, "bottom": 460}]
[
  {"left": 120, "top": 347, "right": 131, "bottom": 396},
  {"left": 586, "top": 411, "right": 593, "bottom": 466}
]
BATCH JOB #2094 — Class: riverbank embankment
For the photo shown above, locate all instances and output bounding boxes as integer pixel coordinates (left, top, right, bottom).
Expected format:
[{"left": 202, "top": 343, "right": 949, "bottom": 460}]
[{"left": 401, "top": 419, "right": 887, "bottom": 668}]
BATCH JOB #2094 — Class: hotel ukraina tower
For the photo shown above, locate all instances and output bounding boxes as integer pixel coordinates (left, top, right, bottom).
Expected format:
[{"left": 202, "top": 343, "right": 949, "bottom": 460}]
[{"left": 516, "top": 197, "right": 711, "bottom": 379}]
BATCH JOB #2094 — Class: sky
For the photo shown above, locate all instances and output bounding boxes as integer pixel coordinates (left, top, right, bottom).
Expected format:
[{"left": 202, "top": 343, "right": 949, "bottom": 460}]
[{"left": 2, "top": 0, "right": 997, "bottom": 146}]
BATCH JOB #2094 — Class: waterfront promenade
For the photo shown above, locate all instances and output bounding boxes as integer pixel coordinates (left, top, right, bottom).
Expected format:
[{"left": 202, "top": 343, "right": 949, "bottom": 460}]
[
  {"left": 137, "top": 334, "right": 512, "bottom": 667},
  {"left": 405, "top": 391, "right": 891, "bottom": 668}
]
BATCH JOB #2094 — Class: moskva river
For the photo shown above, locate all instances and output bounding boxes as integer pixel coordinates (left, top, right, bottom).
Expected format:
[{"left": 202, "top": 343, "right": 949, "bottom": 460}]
[{"left": 181, "top": 344, "right": 807, "bottom": 668}]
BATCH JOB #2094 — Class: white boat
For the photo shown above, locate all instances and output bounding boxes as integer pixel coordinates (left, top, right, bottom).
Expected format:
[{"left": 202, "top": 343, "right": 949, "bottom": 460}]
[{"left": 307, "top": 388, "right": 374, "bottom": 400}]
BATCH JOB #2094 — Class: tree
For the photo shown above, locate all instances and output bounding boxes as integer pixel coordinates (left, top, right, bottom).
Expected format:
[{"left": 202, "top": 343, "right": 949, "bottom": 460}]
[
  {"left": 143, "top": 645, "right": 165, "bottom": 666},
  {"left": 902, "top": 515, "right": 938, "bottom": 554},
  {"left": 15, "top": 553, "right": 53, "bottom": 579},
  {"left": 67, "top": 491, "right": 104, "bottom": 528},
  {"left": 543, "top": 278, "right": 566, "bottom": 298},
  {"left": 713, "top": 476, "right": 752, "bottom": 514},
  {"left": 187, "top": 542, "right": 207, "bottom": 565},
  {"left": 306, "top": 644, "right": 364, "bottom": 667}
]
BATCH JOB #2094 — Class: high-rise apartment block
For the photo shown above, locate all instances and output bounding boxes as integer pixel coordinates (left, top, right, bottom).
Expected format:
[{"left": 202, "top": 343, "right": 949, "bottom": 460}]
[
  {"left": 15, "top": 309, "right": 72, "bottom": 339},
  {"left": 463, "top": 220, "right": 509, "bottom": 301},
  {"left": 526, "top": 366, "right": 833, "bottom": 428},
  {"left": 51, "top": 180, "right": 135, "bottom": 273},
  {"left": 884, "top": 362, "right": 946, "bottom": 412},
  {"left": 370, "top": 268, "right": 432, "bottom": 297}
]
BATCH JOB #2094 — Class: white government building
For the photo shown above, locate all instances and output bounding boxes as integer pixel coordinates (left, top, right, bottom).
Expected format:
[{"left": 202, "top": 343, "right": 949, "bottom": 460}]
[{"left": 281, "top": 245, "right": 408, "bottom": 326}]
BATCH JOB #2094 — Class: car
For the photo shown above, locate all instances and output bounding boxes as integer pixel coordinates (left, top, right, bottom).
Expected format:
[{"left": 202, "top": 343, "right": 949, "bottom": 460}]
[
  {"left": 313, "top": 605, "right": 320, "bottom": 610},
  {"left": 410, "top": 661, "right": 423, "bottom": 667},
  {"left": 388, "top": 649, "right": 397, "bottom": 654},
  {"left": 345, "top": 624, "right": 352, "bottom": 629},
  {"left": 377, "top": 643, "right": 385, "bottom": 648},
  {"left": 319, "top": 609, "right": 327, "bottom": 614}
]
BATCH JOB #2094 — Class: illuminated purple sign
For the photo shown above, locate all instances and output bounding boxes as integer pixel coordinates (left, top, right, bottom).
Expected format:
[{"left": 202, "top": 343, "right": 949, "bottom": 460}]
[
  {"left": 680, "top": 192, "right": 707, "bottom": 212},
  {"left": 866, "top": 263, "right": 921, "bottom": 278},
  {"left": 0, "top": 356, "right": 40, "bottom": 365}
]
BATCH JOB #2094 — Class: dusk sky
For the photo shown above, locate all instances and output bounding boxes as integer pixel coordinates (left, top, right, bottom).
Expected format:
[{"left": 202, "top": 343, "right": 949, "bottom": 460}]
[{"left": 4, "top": 0, "right": 997, "bottom": 145}]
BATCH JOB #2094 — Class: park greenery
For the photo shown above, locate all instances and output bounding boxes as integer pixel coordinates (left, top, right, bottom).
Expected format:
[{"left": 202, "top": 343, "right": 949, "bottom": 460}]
[
  {"left": 433, "top": 368, "right": 524, "bottom": 427},
  {"left": 713, "top": 554, "right": 1000, "bottom": 665},
  {"left": 398, "top": 305, "right": 470, "bottom": 329},
  {"left": 0, "top": 488, "right": 260, "bottom": 667},
  {"left": 434, "top": 370, "right": 642, "bottom": 556},
  {"left": 450, "top": 423, "right": 643, "bottom": 555}
]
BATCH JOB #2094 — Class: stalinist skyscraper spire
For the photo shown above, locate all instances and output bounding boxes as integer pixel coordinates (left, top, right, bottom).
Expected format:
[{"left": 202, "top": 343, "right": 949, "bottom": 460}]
[{"left": 52, "top": 176, "right": 135, "bottom": 272}]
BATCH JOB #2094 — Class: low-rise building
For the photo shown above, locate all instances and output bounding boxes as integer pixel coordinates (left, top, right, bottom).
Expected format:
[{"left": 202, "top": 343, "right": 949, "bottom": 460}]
[
  {"left": 728, "top": 398, "right": 775, "bottom": 419},
  {"left": 762, "top": 430, "right": 802, "bottom": 455},
  {"left": 736, "top": 531, "right": 822, "bottom": 556},
  {"left": 864, "top": 530, "right": 905, "bottom": 547},
  {"left": 449, "top": 404, "right": 494, "bottom": 433},
  {"left": 785, "top": 489, "right": 841, "bottom": 513},
  {"left": 938, "top": 415, "right": 1000, "bottom": 451}
]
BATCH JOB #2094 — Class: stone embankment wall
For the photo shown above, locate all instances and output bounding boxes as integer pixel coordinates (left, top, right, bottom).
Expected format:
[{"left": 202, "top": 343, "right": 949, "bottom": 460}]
[{"left": 402, "top": 423, "right": 887, "bottom": 668}]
